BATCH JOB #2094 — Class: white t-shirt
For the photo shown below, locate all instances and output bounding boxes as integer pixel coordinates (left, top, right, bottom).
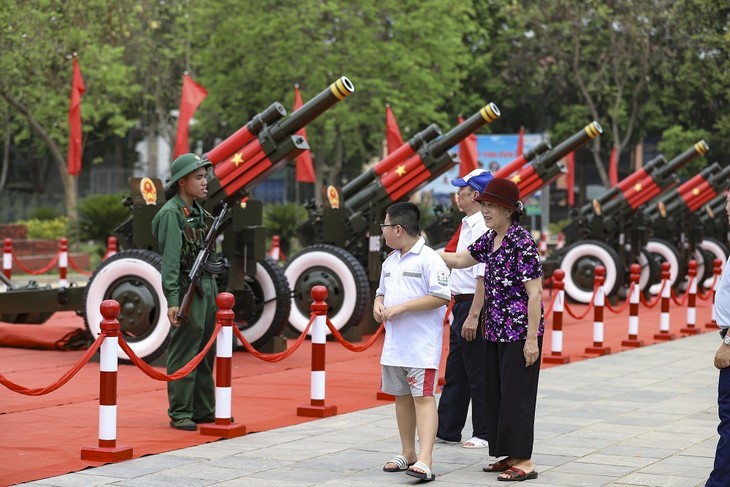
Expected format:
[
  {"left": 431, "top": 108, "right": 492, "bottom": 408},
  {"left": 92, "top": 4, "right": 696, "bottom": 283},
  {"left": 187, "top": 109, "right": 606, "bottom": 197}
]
[
  {"left": 376, "top": 237, "right": 450, "bottom": 369},
  {"left": 714, "top": 255, "right": 730, "bottom": 329},
  {"left": 448, "top": 211, "right": 487, "bottom": 295}
]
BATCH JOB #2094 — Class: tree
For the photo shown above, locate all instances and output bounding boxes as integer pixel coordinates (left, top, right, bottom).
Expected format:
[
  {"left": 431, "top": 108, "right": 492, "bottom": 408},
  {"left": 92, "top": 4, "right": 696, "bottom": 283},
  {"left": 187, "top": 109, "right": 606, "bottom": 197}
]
[{"left": 0, "top": 1, "right": 140, "bottom": 220}]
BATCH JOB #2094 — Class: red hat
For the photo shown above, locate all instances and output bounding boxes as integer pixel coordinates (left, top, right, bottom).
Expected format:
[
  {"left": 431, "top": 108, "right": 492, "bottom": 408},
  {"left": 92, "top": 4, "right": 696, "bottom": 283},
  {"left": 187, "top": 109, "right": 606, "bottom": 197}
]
[{"left": 475, "top": 177, "right": 520, "bottom": 210}]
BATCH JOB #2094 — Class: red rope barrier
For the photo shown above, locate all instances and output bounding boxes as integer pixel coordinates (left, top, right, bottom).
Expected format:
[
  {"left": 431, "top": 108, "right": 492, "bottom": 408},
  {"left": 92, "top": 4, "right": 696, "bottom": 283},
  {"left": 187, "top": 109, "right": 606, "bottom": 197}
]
[
  {"left": 12, "top": 251, "right": 59, "bottom": 275},
  {"left": 67, "top": 254, "right": 92, "bottom": 275},
  {"left": 697, "top": 273, "right": 719, "bottom": 301},
  {"left": 0, "top": 334, "right": 104, "bottom": 395},
  {"left": 604, "top": 283, "right": 633, "bottom": 314},
  {"left": 639, "top": 279, "right": 666, "bottom": 309},
  {"left": 233, "top": 319, "right": 313, "bottom": 362},
  {"left": 542, "top": 290, "right": 558, "bottom": 322},
  {"left": 117, "top": 322, "right": 222, "bottom": 380},
  {"left": 670, "top": 279, "right": 692, "bottom": 307},
  {"left": 563, "top": 288, "right": 597, "bottom": 320},
  {"left": 326, "top": 318, "right": 385, "bottom": 352}
]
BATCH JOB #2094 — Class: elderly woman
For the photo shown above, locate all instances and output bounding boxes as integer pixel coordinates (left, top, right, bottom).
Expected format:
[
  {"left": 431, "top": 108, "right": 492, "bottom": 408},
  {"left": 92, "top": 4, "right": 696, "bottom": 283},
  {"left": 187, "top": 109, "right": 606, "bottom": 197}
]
[{"left": 439, "top": 177, "right": 544, "bottom": 482}]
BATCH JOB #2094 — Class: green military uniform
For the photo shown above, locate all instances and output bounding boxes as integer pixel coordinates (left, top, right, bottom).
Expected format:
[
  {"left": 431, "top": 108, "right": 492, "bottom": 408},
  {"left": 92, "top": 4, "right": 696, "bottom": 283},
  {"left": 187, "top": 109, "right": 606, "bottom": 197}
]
[{"left": 151, "top": 160, "right": 217, "bottom": 423}]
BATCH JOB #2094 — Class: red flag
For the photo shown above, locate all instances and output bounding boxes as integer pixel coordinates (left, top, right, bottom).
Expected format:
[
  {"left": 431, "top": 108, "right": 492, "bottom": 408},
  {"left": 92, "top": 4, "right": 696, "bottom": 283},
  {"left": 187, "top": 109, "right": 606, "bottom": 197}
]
[
  {"left": 609, "top": 146, "right": 618, "bottom": 186},
  {"left": 566, "top": 151, "right": 575, "bottom": 206},
  {"left": 385, "top": 103, "right": 404, "bottom": 155},
  {"left": 516, "top": 126, "right": 524, "bottom": 157},
  {"left": 293, "top": 84, "right": 315, "bottom": 183},
  {"left": 67, "top": 57, "right": 85, "bottom": 176},
  {"left": 174, "top": 74, "right": 208, "bottom": 159},
  {"left": 458, "top": 115, "right": 478, "bottom": 177}
]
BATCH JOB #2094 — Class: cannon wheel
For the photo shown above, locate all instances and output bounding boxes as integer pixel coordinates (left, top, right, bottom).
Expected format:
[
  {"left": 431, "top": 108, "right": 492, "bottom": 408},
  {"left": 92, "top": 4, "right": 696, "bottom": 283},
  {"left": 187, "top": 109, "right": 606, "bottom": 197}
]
[
  {"left": 636, "top": 249, "right": 657, "bottom": 292},
  {"left": 645, "top": 238, "right": 684, "bottom": 295},
  {"left": 559, "top": 240, "right": 623, "bottom": 304},
  {"left": 84, "top": 249, "right": 168, "bottom": 364},
  {"left": 285, "top": 244, "right": 370, "bottom": 335},
  {"left": 699, "top": 238, "right": 728, "bottom": 289},
  {"left": 231, "top": 258, "right": 291, "bottom": 347}
]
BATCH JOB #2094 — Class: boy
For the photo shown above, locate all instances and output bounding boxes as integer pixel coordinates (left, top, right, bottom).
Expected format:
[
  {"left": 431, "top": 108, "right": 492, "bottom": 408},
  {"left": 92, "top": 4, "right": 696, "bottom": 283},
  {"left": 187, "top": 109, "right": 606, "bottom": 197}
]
[{"left": 375, "top": 202, "right": 450, "bottom": 482}]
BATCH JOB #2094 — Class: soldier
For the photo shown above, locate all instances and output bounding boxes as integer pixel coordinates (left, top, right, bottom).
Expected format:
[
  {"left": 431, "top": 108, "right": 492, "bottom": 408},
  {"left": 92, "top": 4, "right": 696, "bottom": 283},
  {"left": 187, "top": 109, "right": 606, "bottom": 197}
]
[{"left": 151, "top": 153, "right": 218, "bottom": 431}]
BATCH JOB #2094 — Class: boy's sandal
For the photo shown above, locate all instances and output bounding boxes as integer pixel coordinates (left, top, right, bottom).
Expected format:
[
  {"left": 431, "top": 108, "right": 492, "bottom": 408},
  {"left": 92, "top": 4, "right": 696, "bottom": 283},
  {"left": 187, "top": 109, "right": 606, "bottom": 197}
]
[
  {"left": 383, "top": 454, "right": 414, "bottom": 472},
  {"left": 406, "top": 461, "right": 436, "bottom": 481}
]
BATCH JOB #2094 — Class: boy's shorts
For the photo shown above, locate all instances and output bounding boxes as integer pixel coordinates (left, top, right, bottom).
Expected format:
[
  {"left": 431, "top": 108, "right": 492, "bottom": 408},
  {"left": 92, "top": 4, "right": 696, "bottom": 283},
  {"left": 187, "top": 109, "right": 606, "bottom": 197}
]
[{"left": 381, "top": 365, "right": 437, "bottom": 397}]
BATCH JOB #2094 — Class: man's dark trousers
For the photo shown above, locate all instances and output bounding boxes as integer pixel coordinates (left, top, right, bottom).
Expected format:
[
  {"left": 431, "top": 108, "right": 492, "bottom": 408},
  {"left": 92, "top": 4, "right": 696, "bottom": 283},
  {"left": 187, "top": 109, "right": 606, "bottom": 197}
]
[
  {"left": 707, "top": 366, "right": 730, "bottom": 486},
  {"left": 437, "top": 299, "right": 487, "bottom": 442}
]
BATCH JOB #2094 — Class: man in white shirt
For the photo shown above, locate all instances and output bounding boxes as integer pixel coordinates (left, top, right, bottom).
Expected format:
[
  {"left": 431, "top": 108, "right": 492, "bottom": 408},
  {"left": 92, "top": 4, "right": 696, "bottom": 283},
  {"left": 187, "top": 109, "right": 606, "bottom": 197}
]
[
  {"left": 707, "top": 190, "right": 730, "bottom": 486},
  {"left": 437, "top": 168, "right": 492, "bottom": 448}
]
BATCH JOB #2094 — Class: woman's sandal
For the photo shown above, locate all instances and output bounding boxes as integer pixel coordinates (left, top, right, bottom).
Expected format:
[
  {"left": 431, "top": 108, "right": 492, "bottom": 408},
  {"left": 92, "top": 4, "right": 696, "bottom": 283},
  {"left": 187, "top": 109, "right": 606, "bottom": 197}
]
[{"left": 483, "top": 459, "right": 511, "bottom": 472}]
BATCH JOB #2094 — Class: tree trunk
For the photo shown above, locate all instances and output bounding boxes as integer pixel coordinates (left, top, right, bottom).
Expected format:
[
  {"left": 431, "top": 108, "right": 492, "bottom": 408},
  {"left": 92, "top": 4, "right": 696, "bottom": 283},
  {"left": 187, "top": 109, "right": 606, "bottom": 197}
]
[
  {"left": 0, "top": 110, "right": 9, "bottom": 192},
  {"left": 1, "top": 90, "right": 78, "bottom": 220}
]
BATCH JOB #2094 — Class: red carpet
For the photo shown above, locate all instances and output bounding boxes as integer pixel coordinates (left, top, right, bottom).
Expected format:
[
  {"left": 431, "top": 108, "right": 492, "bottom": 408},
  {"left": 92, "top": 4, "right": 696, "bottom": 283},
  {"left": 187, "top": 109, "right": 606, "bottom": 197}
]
[{"left": 0, "top": 295, "right": 715, "bottom": 486}]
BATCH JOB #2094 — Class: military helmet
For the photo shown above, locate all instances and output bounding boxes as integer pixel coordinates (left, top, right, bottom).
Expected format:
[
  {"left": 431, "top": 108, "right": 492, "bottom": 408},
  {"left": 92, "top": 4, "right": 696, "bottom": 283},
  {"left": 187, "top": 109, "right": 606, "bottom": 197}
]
[{"left": 168, "top": 153, "right": 212, "bottom": 187}]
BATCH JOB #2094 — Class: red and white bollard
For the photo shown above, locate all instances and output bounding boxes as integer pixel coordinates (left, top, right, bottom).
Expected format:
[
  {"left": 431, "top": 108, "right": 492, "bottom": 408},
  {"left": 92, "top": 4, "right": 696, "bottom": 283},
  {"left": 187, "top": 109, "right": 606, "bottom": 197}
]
[
  {"left": 681, "top": 260, "right": 700, "bottom": 335},
  {"left": 103, "top": 236, "right": 118, "bottom": 261},
  {"left": 654, "top": 262, "right": 675, "bottom": 341},
  {"left": 622, "top": 264, "right": 644, "bottom": 347},
  {"left": 297, "top": 285, "right": 338, "bottom": 418},
  {"left": 585, "top": 266, "right": 611, "bottom": 355},
  {"left": 544, "top": 269, "right": 570, "bottom": 364},
  {"left": 555, "top": 232, "right": 565, "bottom": 251},
  {"left": 268, "top": 235, "right": 285, "bottom": 262},
  {"left": 2, "top": 238, "right": 11, "bottom": 292},
  {"left": 81, "top": 300, "right": 133, "bottom": 462},
  {"left": 706, "top": 258, "right": 723, "bottom": 329},
  {"left": 200, "top": 292, "right": 246, "bottom": 438},
  {"left": 58, "top": 237, "right": 69, "bottom": 288}
]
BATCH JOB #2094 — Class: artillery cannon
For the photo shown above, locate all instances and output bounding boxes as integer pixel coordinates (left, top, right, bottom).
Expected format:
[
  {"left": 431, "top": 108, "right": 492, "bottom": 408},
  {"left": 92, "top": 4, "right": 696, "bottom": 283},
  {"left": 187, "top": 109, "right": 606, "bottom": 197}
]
[
  {"left": 288, "top": 103, "right": 501, "bottom": 335},
  {"left": 644, "top": 162, "right": 730, "bottom": 291},
  {"left": 81, "top": 77, "right": 354, "bottom": 363},
  {"left": 556, "top": 140, "right": 710, "bottom": 303},
  {"left": 700, "top": 193, "right": 730, "bottom": 268}
]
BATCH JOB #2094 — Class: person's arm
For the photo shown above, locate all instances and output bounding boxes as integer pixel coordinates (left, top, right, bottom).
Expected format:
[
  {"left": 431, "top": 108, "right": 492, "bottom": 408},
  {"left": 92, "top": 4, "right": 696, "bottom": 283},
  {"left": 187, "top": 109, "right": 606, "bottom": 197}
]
[
  {"left": 462, "top": 278, "right": 485, "bottom": 341},
  {"left": 438, "top": 249, "right": 478, "bottom": 269},
  {"left": 381, "top": 295, "right": 450, "bottom": 321},
  {"left": 523, "top": 277, "right": 542, "bottom": 366},
  {"left": 373, "top": 294, "right": 385, "bottom": 323},
  {"left": 714, "top": 339, "right": 730, "bottom": 369},
  {"left": 155, "top": 210, "right": 184, "bottom": 327}
]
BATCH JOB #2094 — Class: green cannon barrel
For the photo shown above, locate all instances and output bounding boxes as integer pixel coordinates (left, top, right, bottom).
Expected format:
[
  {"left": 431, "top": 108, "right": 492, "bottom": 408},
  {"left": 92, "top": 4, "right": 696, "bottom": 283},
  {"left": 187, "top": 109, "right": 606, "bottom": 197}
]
[
  {"left": 648, "top": 163, "right": 721, "bottom": 220},
  {"left": 428, "top": 103, "right": 500, "bottom": 158},
  {"left": 539, "top": 121, "right": 602, "bottom": 168},
  {"left": 269, "top": 77, "right": 355, "bottom": 143},
  {"left": 587, "top": 154, "right": 667, "bottom": 215},
  {"left": 205, "top": 102, "right": 287, "bottom": 164},
  {"left": 342, "top": 123, "right": 441, "bottom": 200},
  {"left": 597, "top": 140, "right": 710, "bottom": 217}
]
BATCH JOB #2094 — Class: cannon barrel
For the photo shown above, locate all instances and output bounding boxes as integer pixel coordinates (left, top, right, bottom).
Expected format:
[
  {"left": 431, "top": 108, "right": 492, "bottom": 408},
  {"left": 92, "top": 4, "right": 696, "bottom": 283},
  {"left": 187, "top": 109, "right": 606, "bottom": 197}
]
[
  {"left": 701, "top": 193, "right": 728, "bottom": 223},
  {"left": 342, "top": 123, "right": 441, "bottom": 200},
  {"left": 205, "top": 102, "right": 287, "bottom": 165},
  {"left": 513, "top": 122, "right": 602, "bottom": 198},
  {"left": 429, "top": 103, "right": 500, "bottom": 157},
  {"left": 588, "top": 155, "right": 667, "bottom": 214},
  {"left": 345, "top": 103, "right": 501, "bottom": 211},
  {"left": 202, "top": 77, "right": 355, "bottom": 208},
  {"left": 650, "top": 163, "right": 721, "bottom": 219},
  {"left": 270, "top": 77, "right": 354, "bottom": 143},
  {"left": 595, "top": 140, "right": 709, "bottom": 216},
  {"left": 494, "top": 139, "right": 552, "bottom": 178}
]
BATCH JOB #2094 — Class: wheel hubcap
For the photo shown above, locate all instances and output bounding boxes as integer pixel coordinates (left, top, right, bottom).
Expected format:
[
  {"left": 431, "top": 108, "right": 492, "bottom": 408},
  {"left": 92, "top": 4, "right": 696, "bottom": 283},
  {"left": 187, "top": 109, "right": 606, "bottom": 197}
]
[
  {"left": 293, "top": 267, "right": 344, "bottom": 315},
  {"left": 109, "top": 279, "right": 158, "bottom": 340}
]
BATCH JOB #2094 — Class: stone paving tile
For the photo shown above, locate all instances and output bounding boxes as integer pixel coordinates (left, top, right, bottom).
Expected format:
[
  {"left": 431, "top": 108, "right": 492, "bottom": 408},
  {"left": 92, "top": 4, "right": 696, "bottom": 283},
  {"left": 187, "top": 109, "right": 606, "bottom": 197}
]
[
  {"left": 23, "top": 474, "right": 122, "bottom": 486},
  {"left": 612, "top": 472, "right": 709, "bottom": 486}
]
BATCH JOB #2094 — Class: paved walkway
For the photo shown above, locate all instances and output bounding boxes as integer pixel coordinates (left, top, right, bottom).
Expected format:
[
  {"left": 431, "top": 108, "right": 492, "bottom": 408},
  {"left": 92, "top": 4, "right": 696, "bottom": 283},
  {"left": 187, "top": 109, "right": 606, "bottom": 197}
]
[{"left": 21, "top": 331, "right": 721, "bottom": 487}]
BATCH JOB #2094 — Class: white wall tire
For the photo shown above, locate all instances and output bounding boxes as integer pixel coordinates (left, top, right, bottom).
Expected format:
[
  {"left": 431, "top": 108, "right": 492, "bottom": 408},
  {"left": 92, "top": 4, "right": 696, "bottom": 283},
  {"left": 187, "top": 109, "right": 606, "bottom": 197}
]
[
  {"left": 699, "top": 238, "right": 728, "bottom": 289},
  {"left": 285, "top": 244, "right": 369, "bottom": 335},
  {"left": 559, "top": 240, "right": 622, "bottom": 304},
  {"left": 644, "top": 239, "right": 683, "bottom": 295},
  {"left": 84, "top": 250, "right": 169, "bottom": 364}
]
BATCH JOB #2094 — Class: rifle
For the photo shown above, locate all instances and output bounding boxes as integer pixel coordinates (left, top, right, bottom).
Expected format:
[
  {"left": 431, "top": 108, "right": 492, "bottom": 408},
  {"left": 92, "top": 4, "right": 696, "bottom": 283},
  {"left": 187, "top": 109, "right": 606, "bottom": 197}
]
[{"left": 176, "top": 202, "right": 229, "bottom": 324}]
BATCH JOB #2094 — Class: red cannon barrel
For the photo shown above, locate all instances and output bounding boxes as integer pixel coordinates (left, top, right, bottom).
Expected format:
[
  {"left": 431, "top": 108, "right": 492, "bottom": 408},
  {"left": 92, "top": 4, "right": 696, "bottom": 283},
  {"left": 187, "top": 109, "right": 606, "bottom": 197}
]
[
  {"left": 494, "top": 139, "right": 551, "bottom": 179},
  {"left": 650, "top": 163, "right": 721, "bottom": 219}
]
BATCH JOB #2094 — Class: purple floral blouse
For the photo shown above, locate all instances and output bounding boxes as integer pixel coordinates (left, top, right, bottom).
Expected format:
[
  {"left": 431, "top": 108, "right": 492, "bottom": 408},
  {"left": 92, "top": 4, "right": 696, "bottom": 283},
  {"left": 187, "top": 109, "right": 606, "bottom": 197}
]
[{"left": 468, "top": 222, "right": 544, "bottom": 342}]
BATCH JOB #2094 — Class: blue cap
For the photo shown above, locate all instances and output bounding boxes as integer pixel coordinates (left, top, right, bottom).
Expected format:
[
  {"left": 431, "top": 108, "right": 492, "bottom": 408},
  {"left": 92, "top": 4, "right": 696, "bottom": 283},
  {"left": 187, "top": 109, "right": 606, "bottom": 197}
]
[{"left": 450, "top": 169, "right": 493, "bottom": 193}]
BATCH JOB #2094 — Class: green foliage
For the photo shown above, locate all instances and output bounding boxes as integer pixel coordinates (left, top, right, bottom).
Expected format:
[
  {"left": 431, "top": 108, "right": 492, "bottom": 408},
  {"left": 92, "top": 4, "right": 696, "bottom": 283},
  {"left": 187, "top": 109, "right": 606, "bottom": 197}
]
[
  {"left": 657, "top": 125, "right": 712, "bottom": 177},
  {"left": 29, "top": 207, "right": 60, "bottom": 221},
  {"left": 263, "top": 203, "right": 308, "bottom": 240},
  {"left": 19, "top": 216, "right": 70, "bottom": 240},
  {"left": 77, "top": 192, "right": 130, "bottom": 242}
]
